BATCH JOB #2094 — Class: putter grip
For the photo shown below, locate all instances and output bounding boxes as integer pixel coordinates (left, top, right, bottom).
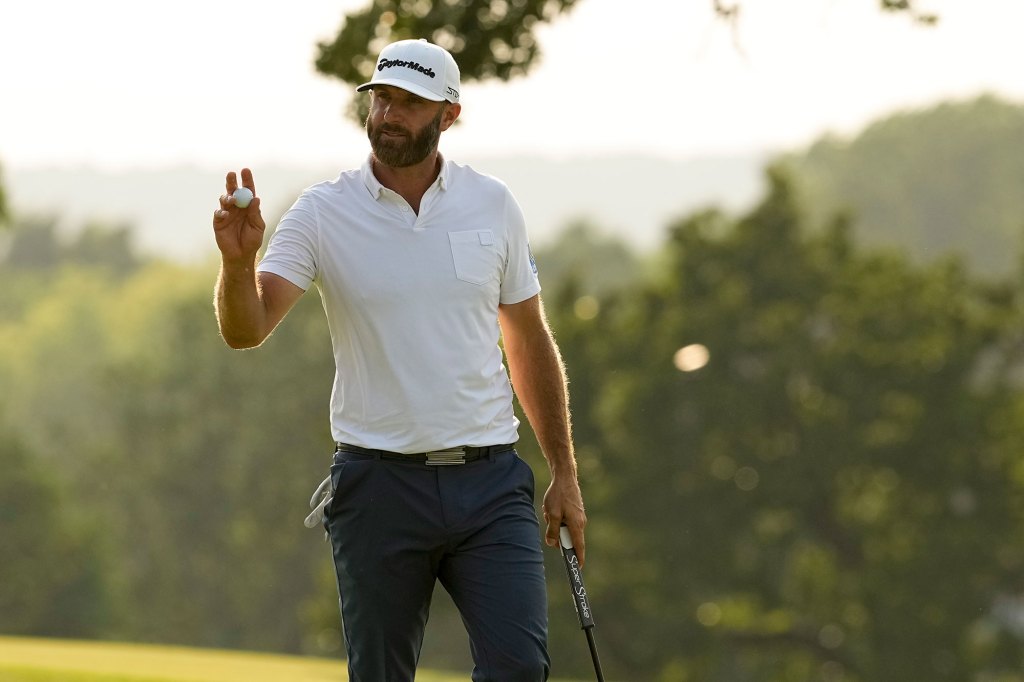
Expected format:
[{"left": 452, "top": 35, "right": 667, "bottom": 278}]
[{"left": 559, "top": 526, "right": 595, "bottom": 629}]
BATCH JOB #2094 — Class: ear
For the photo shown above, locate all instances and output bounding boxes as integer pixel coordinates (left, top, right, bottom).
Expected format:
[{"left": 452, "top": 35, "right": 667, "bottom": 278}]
[{"left": 440, "top": 103, "right": 462, "bottom": 131}]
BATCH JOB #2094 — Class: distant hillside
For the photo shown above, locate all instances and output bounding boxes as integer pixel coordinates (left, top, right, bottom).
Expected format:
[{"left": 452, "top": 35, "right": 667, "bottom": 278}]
[
  {"left": 780, "top": 94, "right": 1024, "bottom": 274},
  {"left": 5, "top": 155, "right": 766, "bottom": 264}
]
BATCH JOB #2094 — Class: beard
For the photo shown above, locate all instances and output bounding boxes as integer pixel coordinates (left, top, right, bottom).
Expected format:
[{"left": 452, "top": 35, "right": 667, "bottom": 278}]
[{"left": 366, "top": 106, "right": 444, "bottom": 168}]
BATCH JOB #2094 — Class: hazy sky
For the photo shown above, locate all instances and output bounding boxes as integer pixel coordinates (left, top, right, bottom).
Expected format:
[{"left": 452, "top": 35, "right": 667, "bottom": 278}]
[{"left": 2, "top": 0, "right": 1022, "bottom": 170}]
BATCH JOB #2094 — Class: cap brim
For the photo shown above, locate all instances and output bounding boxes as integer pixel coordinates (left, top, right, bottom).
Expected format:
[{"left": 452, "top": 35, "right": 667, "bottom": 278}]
[{"left": 356, "top": 78, "right": 445, "bottom": 102}]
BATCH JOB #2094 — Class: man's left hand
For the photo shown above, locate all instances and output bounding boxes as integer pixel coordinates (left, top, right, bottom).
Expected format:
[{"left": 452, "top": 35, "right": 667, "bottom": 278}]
[{"left": 542, "top": 476, "right": 587, "bottom": 567}]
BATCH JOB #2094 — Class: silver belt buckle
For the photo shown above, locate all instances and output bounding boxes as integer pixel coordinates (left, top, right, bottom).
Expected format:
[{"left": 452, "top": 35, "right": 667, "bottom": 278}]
[{"left": 425, "top": 447, "right": 466, "bottom": 466}]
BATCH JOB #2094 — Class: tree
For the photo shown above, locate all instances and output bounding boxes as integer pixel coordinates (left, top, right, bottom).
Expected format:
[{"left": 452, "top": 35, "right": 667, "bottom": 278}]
[
  {"left": 533, "top": 220, "right": 643, "bottom": 299},
  {"left": 63, "top": 222, "right": 143, "bottom": 275},
  {"left": 2, "top": 217, "right": 62, "bottom": 270},
  {"left": 779, "top": 95, "right": 1024, "bottom": 275},
  {"left": 315, "top": 0, "right": 578, "bottom": 120},
  {"left": 0, "top": 425, "right": 111, "bottom": 637},
  {"left": 315, "top": 1, "right": 936, "bottom": 121},
  {"left": 540, "top": 167, "right": 1024, "bottom": 680},
  {"left": 2, "top": 216, "right": 145, "bottom": 274},
  {"left": 0, "top": 257, "right": 337, "bottom": 652},
  {"left": 70, "top": 265, "right": 335, "bottom": 651},
  {"left": 0, "top": 161, "right": 8, "bottom": 228}
]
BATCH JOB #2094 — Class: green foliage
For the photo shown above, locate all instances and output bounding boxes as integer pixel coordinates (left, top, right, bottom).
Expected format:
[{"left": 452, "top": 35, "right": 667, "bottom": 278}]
[
  {"left": 63, "top": 223, "right": 140, "bottom": 274},
  {"left": 540, "top": 166, "right": 1024, "bottom": 679},
  {"left": 533, "top": 220, "right": 643, "bottom": 298},
  {"left": 0, "top": 162, "right": 8, "bottom": 228},
  {"left": 0, "top": 258, "right": 335, "bottom": 652},
  {"left": 0, "top": 428, "right": 111, "bottom": 637},
  {"left": 2, "top": 155, "right": 1024, "bottom": 679},
  {"left": 314, "top": 0, "right": 579, "bottom": 121},
  {"left": 3, "top": 217, "right": 63, "bottom": 270},
  {"left": 878, "top": 0, "right": 938, "bottom": 23},
  {"left": 780, "top": 95, "right": 1024, "bottom": 274},
  {"left": 2, "top": 216, "right": 145, "bottom": 275}
]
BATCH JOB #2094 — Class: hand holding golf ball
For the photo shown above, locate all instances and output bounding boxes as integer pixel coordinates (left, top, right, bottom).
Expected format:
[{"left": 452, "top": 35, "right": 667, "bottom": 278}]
[
  {"left": 232, "top": 186, "right": 254, "bottom": 208},
  {"left": 213, "top": 168, "right": 266, "bottom": 262}
]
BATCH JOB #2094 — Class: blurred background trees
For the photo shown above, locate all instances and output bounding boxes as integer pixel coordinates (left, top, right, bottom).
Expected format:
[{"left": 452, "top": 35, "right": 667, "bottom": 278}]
[
  {"left": 0, "top": 162, "right": 8, "bottom": 228},
  {"left": 3, "top": 1, "right": 1024, "bottom": 678},
  {"left": 3, "top": 109, "right": 1024, "bottom": 677},
  {"left": 536, "top": 169, "right": 1024, "bottom": 679},
  {"left": 780, "top": 95, "right": 1024, "bottom": 275}
]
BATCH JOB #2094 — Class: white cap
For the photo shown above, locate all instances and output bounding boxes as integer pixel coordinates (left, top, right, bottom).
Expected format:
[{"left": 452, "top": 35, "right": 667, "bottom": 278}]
[{"left": 357, "top": 39, "right": 461, "bottom": 103}]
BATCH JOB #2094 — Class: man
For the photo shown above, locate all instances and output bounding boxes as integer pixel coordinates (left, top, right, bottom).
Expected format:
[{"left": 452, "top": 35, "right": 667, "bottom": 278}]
[{"left": 212, "top": 39, "right": 587, "bottom": 681}]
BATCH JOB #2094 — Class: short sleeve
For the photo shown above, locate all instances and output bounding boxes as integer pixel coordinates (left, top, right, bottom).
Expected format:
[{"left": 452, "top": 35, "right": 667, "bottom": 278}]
[
  {"left": 499, "top": 188, "right": 542, "bottom": 305},
  {"left": 256, "top": 191, "right": 319, "bottom": 291}
]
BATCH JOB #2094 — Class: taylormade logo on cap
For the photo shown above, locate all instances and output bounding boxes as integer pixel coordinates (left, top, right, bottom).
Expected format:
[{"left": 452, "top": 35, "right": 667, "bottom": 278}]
[
  {"left": 378, "top": 58, "right": 436, "bottom": 79},
  {"left": 357, "top": 39, "right": 461, "bottom": 103}
]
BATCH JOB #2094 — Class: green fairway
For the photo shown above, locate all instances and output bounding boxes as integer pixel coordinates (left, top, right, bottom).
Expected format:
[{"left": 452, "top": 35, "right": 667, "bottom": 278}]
[
  {"left": 0, "top": 636, "right": 588, "bottom": 681},
  {"left": 0, "top": 636, "right": 445, "bottom": 682}
]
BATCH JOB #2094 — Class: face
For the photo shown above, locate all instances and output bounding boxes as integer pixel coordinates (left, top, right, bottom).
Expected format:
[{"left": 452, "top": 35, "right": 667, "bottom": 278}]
[{"left": 365, "top": 86, "right": 456, "bottom": 168}]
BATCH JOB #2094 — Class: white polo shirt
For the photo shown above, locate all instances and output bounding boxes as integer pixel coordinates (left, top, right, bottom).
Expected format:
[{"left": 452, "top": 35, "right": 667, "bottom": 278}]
[{"left": 257, "top": 156, "right": 541, "bottom": 453}]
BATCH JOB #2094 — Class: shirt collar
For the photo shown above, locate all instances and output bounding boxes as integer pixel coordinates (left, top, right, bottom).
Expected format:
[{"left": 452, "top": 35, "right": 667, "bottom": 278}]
[
  {"left": 436, "top": 153, "right": 450, "bottom": 190},
  {"left": 361, "top": 155, "right": 385, "bottom": 199},
  {"left": 361, "top": 154, "right": 450, "bottom": 200}
]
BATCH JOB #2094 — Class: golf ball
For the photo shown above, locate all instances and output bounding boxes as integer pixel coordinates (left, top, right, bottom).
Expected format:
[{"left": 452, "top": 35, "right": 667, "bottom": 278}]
[{"left": 233, "top": 187, "right": 254, "bottom": 208}]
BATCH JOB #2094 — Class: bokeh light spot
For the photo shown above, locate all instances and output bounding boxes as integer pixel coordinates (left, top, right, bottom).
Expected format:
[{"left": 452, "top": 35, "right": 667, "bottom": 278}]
[
  {"left": 696, "top": 602, "right": 722, "bottom": 627},
  {"left": 674, "top": 343, "right": 710, "bottom": 372},
  {"left": 574, "top": 295, "right": 600, "bottom": 320},
  {"left": 734, "top": 466, "right": 760, "bottom": 491}
]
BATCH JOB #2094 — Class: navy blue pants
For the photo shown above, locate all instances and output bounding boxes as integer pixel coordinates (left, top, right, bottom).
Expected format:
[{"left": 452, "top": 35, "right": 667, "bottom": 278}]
[{"left": 323, "top": 445, "right": 550, "bottom": 682}]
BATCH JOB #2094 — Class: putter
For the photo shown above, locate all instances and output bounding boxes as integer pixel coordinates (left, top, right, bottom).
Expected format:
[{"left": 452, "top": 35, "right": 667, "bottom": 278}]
[{"left": 559, "top": 525, "right": 606, "bottom": 682}]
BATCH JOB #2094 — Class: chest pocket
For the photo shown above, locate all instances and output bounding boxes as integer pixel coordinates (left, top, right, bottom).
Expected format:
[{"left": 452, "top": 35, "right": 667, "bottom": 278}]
[{"left": 448, "top": 230, "right": 499, "bottom": 285}]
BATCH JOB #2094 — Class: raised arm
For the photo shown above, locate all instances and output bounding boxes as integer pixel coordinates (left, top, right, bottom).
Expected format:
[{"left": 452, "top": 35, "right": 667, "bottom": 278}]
[
  {"left": 212, "top": 168, "right": 303, "bottom": 349},
  {"left": 498, "top": 294, "right": 588, "bottom": 566}
]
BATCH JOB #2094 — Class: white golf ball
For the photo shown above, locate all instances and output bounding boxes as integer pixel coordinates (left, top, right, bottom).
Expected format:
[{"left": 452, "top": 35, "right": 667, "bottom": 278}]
[{"left": 233, "top": 187, "right": 254, "bottom": 208}]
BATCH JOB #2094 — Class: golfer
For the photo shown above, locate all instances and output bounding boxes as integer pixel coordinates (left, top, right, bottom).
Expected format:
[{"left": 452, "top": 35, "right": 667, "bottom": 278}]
[{"left": 212, "top": 39, "right": 587, "bottom": 681}]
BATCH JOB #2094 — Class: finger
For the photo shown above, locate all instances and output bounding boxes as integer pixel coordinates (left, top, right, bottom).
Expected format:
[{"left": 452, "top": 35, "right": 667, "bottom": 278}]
[
  {"left": 225, "top": 171, "right": 238, "bottom": 194},
  {"left": 240, "top": 167, "right": 256, "bottom": 195},
  {"left": 569, "top": 523, "right": 586, "bottom": 569}
]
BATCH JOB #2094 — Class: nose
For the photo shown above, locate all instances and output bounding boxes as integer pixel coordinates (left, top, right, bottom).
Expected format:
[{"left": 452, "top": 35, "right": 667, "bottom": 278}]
[{"left": 381, "top": 101, "right": 406, "bottom": 125}]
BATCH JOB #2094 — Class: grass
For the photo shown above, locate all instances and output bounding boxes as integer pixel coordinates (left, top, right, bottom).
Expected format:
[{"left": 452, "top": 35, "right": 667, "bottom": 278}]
[
  {"left": 0, "top": 636, "right": 589, "bottom": 681},
  {"left": 0, "top": 636, "right": 442, "bottom": 682}
]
